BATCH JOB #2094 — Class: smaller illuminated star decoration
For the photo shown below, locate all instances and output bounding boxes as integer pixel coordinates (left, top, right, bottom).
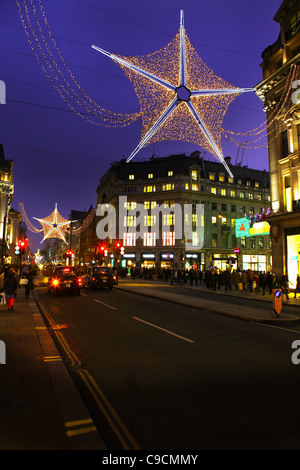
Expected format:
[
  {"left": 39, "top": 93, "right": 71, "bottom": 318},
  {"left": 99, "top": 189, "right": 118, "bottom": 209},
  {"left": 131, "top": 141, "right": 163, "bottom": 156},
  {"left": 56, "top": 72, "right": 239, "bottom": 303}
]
[
  {"left": 92, "top": 11, "right": 255, "bottom": 177},
  {"left": 33, "top": 204, "right": 71, "bottom": 244}
]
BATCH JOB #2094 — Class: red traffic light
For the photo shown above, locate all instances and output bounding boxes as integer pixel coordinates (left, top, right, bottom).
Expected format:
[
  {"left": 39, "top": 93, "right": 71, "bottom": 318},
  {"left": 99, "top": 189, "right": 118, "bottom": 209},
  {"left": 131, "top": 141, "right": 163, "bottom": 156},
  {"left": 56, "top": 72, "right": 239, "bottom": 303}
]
[{"left": 116, "top": 241, "right": 121, "bottom": 248}]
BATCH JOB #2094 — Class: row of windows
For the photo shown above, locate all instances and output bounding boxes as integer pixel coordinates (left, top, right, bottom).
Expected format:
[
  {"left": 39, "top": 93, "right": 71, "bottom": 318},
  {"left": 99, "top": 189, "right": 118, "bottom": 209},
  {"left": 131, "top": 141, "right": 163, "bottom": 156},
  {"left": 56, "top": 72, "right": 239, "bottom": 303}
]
[
  {"left": 212, "top": 202, "right": 267, "bottom": 214},
  {"left": 123, "top": 231, "right": 269, "bottom": 249},
  {"left": 123, "top": 231, "right": 200, "bottom": 247},
  {"left": 209, "top": 172, "right": 261, "bottom": 187},
  {"left": 123, "top": 183, "right": 269, "bottom": 197},
  {"left": 123, "top": 232, "right": 175, "bottom": 247},
  {"left": 211, "top": 233, "right": 269, "bottom": 249},
  {"left": 128, "top": 170, "right": 198, "bottom": 181},
  {"left": 210, "top": 186, "right": 267, "bottom": 200},
  {"left": 123, "top": 200, "right": 175, "bottom": 210},
  {"left": 123, "top": 200, "right": 266, "bottom": 216},
  {"left": 128, "top": 171, "right": 263, "bottom": 187}
]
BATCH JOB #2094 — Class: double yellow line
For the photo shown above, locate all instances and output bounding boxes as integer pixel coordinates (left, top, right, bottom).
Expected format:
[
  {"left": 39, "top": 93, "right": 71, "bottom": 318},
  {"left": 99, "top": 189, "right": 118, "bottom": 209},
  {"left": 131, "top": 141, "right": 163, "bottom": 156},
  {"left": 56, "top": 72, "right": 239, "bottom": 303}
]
[{"left": 37, "top": 300, "right": 140, "bottom": 450}]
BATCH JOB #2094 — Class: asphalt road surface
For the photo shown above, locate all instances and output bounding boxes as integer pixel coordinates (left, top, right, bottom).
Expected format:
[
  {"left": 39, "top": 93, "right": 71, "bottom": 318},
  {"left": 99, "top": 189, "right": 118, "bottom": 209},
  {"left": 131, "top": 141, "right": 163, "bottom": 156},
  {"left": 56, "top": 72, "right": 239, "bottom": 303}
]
[{"left": 36, "top": 284, "right": 300, "bottom": 450}]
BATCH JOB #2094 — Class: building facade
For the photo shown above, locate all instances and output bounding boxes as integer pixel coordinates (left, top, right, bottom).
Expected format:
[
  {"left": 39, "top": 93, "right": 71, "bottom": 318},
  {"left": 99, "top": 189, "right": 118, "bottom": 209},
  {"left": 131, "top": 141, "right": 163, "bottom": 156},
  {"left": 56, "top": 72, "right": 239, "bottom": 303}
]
[
  {"left": 256, "top": 0, "right": 300, "bottom": 286},
  {"left": 96, "top": 152, "right": 271, "bottom": 273},
  {"left": 0, "top": 144, "right": 14, "bottom": 264}
]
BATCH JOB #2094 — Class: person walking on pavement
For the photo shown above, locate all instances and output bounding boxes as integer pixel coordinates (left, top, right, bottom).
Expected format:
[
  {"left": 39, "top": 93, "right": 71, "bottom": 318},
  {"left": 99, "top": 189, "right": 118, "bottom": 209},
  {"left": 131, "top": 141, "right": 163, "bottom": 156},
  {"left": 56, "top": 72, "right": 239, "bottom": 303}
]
[
  {"left": 24, "top": 267, "right": 35, "bottom": 299},
  {"left": 3, "top": 270, "right": 18, "bottom": 311},
  {"left": 280, "top": 273, "right": 290, "bottom": 301},
  {"left": 242, "top": 270, "right": 248, "bottom": 292}
]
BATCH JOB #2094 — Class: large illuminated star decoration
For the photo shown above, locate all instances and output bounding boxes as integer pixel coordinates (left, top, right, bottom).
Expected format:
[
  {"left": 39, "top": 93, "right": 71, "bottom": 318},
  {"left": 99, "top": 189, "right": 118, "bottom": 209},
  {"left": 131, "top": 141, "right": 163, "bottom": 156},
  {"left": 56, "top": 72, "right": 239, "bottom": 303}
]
[
  {"left": 33, "top": 204, "right": 71, "bottom": 244},
  {"left": 92, "top": 11, "right": 255, "bottom": 177}
]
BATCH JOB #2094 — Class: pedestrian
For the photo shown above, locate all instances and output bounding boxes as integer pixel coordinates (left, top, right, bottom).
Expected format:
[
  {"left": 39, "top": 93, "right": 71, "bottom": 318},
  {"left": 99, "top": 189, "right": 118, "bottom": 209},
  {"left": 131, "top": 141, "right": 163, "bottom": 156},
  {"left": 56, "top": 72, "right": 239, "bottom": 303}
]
[
  {"left": 242, "top": 270, "right": 248, "bottom": 292},
  {"left": 294, "top": 274, "right": 300, "bottom": 298},
  {"left": 233, "top": 269, "right": 240, "bottom": 291},
  {"left": 25, "top": 267, "right": 35, "bottom": 299},
  {"left": 3, "top": 270, "right": 18, "bottom": 311},
  {"left": 247, "top": 269, "right": 253, "bottom": 293},
  {"left": 280, "top": 273, "right": 290, "bottom": 301}
]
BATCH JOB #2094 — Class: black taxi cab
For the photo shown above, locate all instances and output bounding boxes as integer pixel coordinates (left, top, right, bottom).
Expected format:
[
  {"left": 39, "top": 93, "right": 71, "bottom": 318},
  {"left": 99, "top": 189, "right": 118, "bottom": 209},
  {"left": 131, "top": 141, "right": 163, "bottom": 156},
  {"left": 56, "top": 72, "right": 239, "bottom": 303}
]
[
  {"left": 85, "top": 266, "right": 115, "bottom": 290},
  {"left": 47, "top": 266, "right": 83, "bottom": 295}
]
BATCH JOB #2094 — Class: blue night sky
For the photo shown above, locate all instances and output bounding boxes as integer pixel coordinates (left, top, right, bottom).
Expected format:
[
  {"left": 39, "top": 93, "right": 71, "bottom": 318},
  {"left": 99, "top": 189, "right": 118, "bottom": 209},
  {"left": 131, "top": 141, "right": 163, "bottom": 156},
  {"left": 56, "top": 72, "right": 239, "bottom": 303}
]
[{"left": 0, "top": 0, "right": 282, "bottom": 252}]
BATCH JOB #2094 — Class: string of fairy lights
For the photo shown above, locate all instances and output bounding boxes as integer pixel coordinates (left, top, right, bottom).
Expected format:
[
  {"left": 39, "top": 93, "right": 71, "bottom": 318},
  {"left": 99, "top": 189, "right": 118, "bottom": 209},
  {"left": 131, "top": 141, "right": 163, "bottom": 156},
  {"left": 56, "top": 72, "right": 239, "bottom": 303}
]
[
  {"left": 15, "top": 1, "right": 300, "bottom": 159},
  {"left": 15, "top": 3, "right": 300, "bottom": 244},
  {"left": 15, "top": 0, "right": 141, "bottom": 127},
  {"left": 19, "top": 203, "right": 97, "bottom": 242},
  {"left": 221, "top": 63, "right": 300, "bottom": 149}
]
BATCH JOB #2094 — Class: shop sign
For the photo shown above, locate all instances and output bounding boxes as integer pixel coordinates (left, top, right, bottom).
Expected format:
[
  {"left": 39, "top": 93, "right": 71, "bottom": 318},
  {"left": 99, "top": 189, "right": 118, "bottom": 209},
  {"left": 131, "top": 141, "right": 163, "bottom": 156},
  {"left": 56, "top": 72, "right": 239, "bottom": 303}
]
[
  {"left": 123, "top": 253, "right": 136, "bottom": 258},
  {"left": 186, "top": 253, "right": 198, "bottom": 259},
  {"left": 236, "top": 218, "right": 270, "bottom": 237},
  {"left": 161, "top": 253, "right": 174, "bottom": 259},
  {"left": 142, "top": 253, "right": 156, "bottom": 259}
]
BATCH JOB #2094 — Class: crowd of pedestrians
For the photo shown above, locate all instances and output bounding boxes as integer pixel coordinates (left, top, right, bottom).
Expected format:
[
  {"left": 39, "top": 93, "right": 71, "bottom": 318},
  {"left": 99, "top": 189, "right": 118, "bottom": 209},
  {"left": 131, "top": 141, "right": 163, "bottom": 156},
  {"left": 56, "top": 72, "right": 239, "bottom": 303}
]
[
  {"left": 123, "top": 265, "right": 300, "bottom": 300},
  {"left": 0, "top": 263, "right": 37, "bottom": 311}
]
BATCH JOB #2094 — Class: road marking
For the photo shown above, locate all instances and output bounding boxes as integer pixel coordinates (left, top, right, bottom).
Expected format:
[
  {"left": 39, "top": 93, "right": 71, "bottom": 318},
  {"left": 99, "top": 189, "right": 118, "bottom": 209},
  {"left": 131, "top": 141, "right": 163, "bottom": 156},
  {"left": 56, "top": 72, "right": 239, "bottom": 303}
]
[
  {"left": 94, "top": 298, "right": 117, "bottom": 310},
  {"left": 254, "top": 322, "right": 300, "bottom": 334},
  {"left": 65, "top": 418, "right": 97, "bottom": 437},
  {"left": 133, "top": 317, "right": 195, "bottom": 343},
  {"left": 78, "top": 369, "right": 140, "bottom": 450},
  {"left": 80, "top": 292, "right": 87, "bottom": 297}
]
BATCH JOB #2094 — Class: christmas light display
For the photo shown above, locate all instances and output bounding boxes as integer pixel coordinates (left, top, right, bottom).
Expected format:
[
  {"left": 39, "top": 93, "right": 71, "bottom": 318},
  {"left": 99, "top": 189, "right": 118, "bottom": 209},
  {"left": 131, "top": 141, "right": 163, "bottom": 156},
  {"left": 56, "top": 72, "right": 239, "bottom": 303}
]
[
  {"left": 33, "top": 204, "right": 71, "bottom": 243},
  {"left": 16, "top": 0, "right": 141, "bottom": 127},
  {"left": 16, "top": 2, "right": 300, "bottom": 164},
  {"left": 19, "top": 202, "right": 96, "bottom": 241},
  {"left": 92, "top": 11, "right": 255, "bottom": 177}
]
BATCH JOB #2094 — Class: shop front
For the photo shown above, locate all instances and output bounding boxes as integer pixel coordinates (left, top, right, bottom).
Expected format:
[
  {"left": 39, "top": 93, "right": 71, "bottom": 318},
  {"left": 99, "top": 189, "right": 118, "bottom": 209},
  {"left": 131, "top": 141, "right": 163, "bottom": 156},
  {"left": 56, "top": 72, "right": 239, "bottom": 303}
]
[
  {"left": 121, "top": 253, "right": 136, "bottom": 268},
  {"left": 185, "top": 253, "right": 199, "bottom": 270},
  {"left": 212, "top": 254, "right": 236, "bottom": 271},
  {"left": 286, "top": 230, "right": 300, "bottom": 287},
  {"left": 160, "top": 252, "right": 174, "bottom": 268},
  {"left": 141, "top": 252, "right": 156, "bottom": 268},
  {"left": 242, "top": 254, "right": 268, "bottom": 272}
]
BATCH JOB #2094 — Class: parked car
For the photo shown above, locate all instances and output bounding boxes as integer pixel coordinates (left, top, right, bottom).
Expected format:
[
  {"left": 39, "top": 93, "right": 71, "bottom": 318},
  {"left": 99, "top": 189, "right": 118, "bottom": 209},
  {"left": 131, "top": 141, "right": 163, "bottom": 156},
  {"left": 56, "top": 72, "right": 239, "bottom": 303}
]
[
  {"left": 85, "top": 266, "right": 115, "bottom": 290},
  {"left": 47, "top": 266, "right": 83, "bottom": 295}
]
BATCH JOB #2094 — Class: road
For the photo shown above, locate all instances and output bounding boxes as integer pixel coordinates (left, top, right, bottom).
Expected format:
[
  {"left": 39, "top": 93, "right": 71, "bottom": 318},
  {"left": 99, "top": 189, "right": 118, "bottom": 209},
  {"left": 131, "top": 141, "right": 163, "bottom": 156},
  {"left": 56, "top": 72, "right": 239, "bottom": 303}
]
[{"left": 35, "top": 281, "right": 300, "bottom": 450}]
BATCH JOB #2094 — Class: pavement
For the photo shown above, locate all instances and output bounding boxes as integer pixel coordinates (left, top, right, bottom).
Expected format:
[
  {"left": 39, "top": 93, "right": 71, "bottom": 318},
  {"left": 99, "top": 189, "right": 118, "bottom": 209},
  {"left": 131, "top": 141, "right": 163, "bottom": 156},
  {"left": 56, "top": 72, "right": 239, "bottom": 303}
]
[
  {"left": 115, "top": 277, "right": 300, "bottom": 325},
  {"left": 0, "top": 286, "right": 107, "bottom": 450},
  {"left": 0, "top": 274, "right": 299, "bottom": 450}
]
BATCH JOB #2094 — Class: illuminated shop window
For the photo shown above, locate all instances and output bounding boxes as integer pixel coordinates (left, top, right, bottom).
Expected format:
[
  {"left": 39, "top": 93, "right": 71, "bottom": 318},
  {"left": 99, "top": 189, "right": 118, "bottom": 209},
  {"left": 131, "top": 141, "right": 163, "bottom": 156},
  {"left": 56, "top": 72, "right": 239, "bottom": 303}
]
[
  {"left": 123, "top": 233, "right": 136, "bottom": 246},
  {"left": 163, "top": 232, "right": 175, "bottom": 246},
  {"left": 143, "top": 232, "right": 156, "bottom": 246}
]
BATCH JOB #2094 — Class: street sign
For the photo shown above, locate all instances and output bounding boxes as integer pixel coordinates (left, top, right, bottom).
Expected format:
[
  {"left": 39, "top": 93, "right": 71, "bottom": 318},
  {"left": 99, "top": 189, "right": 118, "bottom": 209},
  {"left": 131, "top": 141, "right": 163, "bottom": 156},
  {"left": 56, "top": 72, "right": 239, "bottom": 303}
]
[
  {"left": 234, "top": 247, "right": 239, "bottom": 254},
  {"left": 272, "top": 289, "right": 282, "bottom": 316}
]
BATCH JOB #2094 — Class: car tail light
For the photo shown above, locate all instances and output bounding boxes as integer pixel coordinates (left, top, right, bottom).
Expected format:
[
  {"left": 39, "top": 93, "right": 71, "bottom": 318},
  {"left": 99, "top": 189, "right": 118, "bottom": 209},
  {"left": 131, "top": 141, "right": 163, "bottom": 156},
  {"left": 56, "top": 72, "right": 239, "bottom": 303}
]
[
  {"left": 113, "top": 276, "right": 116, "bottom": 280},
  {"left": 52, "top": 279, "right": 59, "bottom": 286}
]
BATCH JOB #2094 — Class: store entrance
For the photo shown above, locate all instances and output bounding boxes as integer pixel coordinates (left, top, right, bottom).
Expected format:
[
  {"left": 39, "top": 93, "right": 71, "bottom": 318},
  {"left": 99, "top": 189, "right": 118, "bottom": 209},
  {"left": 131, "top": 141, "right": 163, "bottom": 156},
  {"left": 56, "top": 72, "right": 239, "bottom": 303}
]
[{"left": 287, "top": 234, "right": 300, "bottom": 287}]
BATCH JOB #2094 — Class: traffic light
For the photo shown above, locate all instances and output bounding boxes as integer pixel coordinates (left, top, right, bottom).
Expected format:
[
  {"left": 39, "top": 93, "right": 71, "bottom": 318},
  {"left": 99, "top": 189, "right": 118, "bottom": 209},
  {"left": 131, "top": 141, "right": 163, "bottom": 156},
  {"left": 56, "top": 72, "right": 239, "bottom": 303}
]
[
  {"left": 115, "top": 241, "right": 121, "bottom": 255},
  {"left": 120, "top": 246, "right": 124, "bottom": 256},
  {"left": 99, "top": 244, "right": 106, "bottom": 255},
  {"left": 18, "top": 239, "right": 26, "bottom": 256},
  {"left": 15, "top": 243, "right": 20, "bottom": 256}
]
